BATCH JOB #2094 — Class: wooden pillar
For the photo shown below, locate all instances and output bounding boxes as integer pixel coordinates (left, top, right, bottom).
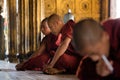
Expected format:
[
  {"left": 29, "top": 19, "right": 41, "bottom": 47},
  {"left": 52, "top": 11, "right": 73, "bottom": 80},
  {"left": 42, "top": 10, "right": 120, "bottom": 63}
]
[
  {"left": 29, "top": 0, "right": 33, "bottom": 51},
  {"left": 100, "top": 0, "right": 109, "bottom": 21},
  {"left": 40, "top": 0, "right": 45, "bottom": 40},
  {"left": 7, "top": 0, "right": 17, "bottom": 59},
  {"left": 16, "top": 0, "right": 20, "bottom": 55},
  {"left": 24, "top": 0, "right": 29, "bottom": 53},
  {"left": 33, "top": 0, "right": 37, "bottom": 51},
  {"left": 19, "top": 0, "right": 41, "bottom": 55},
  {"left": 5, "top": 0, "right": 42, "bottom": 62},
  {"left": 29, "top": 0, "right": 41, "bottom": 51},
  {"left": 19, "top": 0, "right": 25, "bottom": 55},
  {"left": 36, "top": 0, "right": 41, "bottom": 47}
]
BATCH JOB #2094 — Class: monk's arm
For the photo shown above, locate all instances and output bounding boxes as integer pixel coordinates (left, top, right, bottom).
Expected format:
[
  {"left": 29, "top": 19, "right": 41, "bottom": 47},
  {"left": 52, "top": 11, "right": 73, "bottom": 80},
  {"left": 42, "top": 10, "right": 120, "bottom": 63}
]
[
  {"left": 49, "top": 37, "right": 71, "bottom": 68},
  {"left": 16, "top": 41, "right": 46, "bottom": 70},
  {"left": 28, "top": 42, "right": 46, "bottom": 59}
]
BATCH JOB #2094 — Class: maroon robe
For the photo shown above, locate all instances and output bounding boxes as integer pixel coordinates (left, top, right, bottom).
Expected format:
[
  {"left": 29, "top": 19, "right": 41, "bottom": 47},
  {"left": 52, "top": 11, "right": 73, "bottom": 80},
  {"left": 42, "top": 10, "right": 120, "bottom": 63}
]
[
  {"left": 77, "top": 18, "right": 120, "bottom": 80},
  {"left": 18, "top": 20, "right": 81, "bottom": 74}
]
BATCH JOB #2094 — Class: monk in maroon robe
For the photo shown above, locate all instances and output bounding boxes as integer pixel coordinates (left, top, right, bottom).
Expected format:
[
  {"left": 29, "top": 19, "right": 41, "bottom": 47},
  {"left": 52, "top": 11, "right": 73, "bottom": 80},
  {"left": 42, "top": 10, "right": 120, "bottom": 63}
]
[
  {"left": 73, "top": 18, "right": 120, "bottom": 80},
  {"left": 16, "top": 17, "right": 51, "bottom": 70},
  {"left": 22, "top": 17, "right": 51, "bottom": 60},
  {"left": 16, "top": 14, "right": 81, "bottom": 74}
]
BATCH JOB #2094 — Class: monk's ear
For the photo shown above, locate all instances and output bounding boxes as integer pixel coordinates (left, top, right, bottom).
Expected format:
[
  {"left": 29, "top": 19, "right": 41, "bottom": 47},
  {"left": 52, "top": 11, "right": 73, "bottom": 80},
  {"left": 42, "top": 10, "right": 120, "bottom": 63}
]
[{"left": 57, "top": 21, "right": 60, "bottom": 25}]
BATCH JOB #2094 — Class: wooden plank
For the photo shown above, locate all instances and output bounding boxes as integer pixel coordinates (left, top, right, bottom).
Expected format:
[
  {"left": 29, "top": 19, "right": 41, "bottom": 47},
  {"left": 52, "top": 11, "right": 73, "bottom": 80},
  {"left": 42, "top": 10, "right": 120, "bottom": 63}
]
[
  {"left": 0, "top": 61, "right": 79, "bottom": 80},
  {"left": 0, "top": 71, "right": 79, "bottom": 80}
]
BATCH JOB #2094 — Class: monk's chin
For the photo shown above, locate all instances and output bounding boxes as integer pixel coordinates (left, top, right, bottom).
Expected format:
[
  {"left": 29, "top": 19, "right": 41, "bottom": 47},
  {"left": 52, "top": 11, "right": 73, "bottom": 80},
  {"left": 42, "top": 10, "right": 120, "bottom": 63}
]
[{"left": 89, "top": 55, "right": 100, "bottom": 61}]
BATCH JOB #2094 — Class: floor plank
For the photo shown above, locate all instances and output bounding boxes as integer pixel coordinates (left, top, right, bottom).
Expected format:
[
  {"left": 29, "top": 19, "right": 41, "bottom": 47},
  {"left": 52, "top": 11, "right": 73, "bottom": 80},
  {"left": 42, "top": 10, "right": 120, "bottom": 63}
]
[{"left": 0, "top": 60, "right": 79, "bottom": 80}]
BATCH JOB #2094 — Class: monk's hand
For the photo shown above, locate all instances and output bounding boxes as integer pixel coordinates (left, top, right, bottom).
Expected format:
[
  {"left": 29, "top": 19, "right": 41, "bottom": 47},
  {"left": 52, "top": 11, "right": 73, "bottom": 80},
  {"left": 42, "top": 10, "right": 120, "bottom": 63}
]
[
  {"left": 43, "top": 63, "right": 53, "bottom": 70},
  {"left": 15, "top": 61, "right": 26, "bottom": 71},
  {"left": 96, "top": 59, "right": 113, "bottom": 77},
  {"left": 15, "top": 62, "right": 25, "bottom": 71},
  {"left": 43, "top": 67, "right": 66, "bottom": 75}
]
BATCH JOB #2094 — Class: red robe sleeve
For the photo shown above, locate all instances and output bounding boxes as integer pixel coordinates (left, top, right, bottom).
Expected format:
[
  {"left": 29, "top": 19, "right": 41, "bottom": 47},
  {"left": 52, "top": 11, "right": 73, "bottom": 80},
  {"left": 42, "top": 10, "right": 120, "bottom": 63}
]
[
  {"left": 61, "top": 20, "right": 75, "bottom": 40},
  {"left": 77, "top": 58, "right": 100, "bottom": 80},
  {"left": 58, "top": 20, "right": 80, "bottom": 56},
  {"left": 102, "top": 18, "right": 120, "bottom": 78}
]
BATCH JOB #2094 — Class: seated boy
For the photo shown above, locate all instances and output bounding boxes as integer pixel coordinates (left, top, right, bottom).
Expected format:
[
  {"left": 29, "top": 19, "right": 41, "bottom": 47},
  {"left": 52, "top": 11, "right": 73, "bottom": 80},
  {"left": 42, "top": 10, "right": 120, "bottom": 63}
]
[
  {"left": 73, "top": 18, "right": 120, "bottom": 80},
  {"left": 16, "top": 17, "right": 51, "bottom": 70},
  {"left": 22, "top": 17, "right": 51, "bottom": 60}
]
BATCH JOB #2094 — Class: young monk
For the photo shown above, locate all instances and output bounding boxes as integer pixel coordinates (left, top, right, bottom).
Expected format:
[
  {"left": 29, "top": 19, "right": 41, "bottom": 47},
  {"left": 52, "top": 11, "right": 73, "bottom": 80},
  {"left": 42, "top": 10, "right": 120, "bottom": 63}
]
[
  {"left": 73, "top": 18, "right": 120, "bottom": 80},
  {"left": 24, "top": 17, "right": 51, "bottom": 59},
  {"left": 40, "top": 18, "right": 51, "bottom": 36},
  {"left": 16, "top": 17, "right": 51, "bottom": 70},
  {"left": 16, "top": 14, "right": 81, "bottom": 75}
]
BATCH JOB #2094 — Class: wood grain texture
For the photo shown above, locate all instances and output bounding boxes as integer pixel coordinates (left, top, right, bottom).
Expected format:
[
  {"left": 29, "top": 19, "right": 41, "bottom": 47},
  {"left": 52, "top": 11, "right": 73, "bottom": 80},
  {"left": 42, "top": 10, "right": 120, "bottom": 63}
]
[
  {"left": 44, "top": 0, "right": 56, "bottom": 17},
  {"left": 57, "top": 0, "right": 75, "bottom": 19}
]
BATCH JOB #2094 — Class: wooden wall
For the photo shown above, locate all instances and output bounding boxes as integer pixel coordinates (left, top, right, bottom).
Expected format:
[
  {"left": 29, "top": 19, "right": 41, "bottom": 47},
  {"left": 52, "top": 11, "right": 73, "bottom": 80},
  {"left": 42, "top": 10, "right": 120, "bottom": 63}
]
[
  {"left": 6, "top": 0, "right": 109, "bottom": 61},
  {"left": 44, "top": 0, "right": 109, "bottom": 22}
]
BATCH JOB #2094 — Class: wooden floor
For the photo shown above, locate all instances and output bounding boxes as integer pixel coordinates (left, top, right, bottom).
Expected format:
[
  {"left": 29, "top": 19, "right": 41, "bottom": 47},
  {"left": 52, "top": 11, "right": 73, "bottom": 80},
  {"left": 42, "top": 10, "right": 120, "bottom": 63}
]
[{"left": 0, "top": 60, "right": 79, "bottom": 80}]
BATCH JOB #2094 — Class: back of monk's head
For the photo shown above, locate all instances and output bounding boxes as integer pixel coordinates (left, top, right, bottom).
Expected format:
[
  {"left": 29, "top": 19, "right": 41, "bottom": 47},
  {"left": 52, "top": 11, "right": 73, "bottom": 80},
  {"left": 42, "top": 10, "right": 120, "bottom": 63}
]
[
  {"left": 40, "top": 17, "right": 48, "bottom": 28},
  {"left": 41, "top": 17, "right": 48, "bottom": 24},
  {"left": 73, "top": 18, "right": 104, "bottom": 51},
  {"left": 40, "top": 17, "right": 51, "bottom": 35},
  {"left": 41, "top": 17, "right": 48, "bottom": 28}
]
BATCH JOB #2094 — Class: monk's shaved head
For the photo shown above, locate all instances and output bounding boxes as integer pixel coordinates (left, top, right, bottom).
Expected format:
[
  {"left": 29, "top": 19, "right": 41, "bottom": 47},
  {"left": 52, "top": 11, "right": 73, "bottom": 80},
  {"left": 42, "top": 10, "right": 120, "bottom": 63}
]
[
  {"left": 48, "top": 14, "right": 63, "bottom": 23},
  {"left": 73, "top": 18, "right": 104, "bottom": 51},
  {"left": 41, "top": 17, "right": 48, "bottom": 28},
  {"left": 47, "top": 14, "right": 64, "bottom": 35},
  {"left": 41, "top": 17, "right": 48, "bottom": 24}
]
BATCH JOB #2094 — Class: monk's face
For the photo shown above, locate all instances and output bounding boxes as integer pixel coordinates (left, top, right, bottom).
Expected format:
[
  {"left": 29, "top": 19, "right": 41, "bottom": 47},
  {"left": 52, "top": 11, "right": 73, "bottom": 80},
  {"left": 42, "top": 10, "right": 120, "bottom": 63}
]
[
  {"left": 48, "top": 20, "right": 62, "bottom": 35},
  {"left": 41, "top": 21, "right": 51, "bottom": 35},
  {"left": 79, "top": 32, "right": 110, "bottom": 61}
]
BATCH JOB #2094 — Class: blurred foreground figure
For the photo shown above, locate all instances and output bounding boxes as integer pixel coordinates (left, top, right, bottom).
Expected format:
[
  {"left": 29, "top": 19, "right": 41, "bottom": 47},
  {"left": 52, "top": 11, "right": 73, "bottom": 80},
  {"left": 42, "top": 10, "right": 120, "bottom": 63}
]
[{"left": 73, "top": 18, "right": 120, "bottom": 80}]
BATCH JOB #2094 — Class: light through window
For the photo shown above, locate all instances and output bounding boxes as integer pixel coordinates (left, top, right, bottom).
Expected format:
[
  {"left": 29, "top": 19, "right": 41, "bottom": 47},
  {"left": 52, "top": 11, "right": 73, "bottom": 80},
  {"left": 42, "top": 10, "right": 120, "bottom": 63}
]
[{"left": 116, "top": 0, "right": 120, "bottom": 18}]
